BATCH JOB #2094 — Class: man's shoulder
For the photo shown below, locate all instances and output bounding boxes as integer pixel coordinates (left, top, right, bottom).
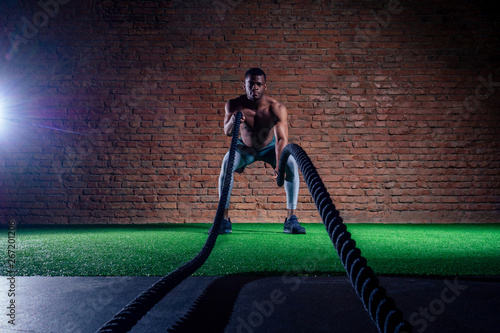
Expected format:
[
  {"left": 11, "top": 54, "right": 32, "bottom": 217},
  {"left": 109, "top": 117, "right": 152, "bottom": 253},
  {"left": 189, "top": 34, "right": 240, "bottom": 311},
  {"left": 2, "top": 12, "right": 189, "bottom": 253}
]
[{"left": 267, "top": 97, "right": 286, "bottom": 115}]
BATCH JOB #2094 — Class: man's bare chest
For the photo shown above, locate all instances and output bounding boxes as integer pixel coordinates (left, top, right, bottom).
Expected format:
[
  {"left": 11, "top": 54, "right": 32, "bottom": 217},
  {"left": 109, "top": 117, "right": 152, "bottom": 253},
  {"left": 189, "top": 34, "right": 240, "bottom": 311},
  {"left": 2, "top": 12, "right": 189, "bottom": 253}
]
[{"left": 241, "top": 108, "right": 276, "bottom": 132}]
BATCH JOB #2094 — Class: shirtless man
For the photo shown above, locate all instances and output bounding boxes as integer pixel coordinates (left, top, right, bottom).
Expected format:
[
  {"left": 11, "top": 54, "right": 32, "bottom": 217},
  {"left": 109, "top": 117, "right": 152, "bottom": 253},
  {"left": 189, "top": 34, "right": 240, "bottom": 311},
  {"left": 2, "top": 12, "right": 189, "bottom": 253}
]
[{"left": 212, "top": 68, "right": 306, "bottom": 235}]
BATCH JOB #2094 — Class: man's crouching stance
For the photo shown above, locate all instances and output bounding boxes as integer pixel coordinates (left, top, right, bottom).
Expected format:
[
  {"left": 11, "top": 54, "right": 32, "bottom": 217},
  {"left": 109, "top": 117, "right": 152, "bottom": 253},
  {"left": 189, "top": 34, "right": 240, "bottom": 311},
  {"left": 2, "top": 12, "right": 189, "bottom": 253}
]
[{"left": 211, "top": 68, "right": 306, "bottom": 235}]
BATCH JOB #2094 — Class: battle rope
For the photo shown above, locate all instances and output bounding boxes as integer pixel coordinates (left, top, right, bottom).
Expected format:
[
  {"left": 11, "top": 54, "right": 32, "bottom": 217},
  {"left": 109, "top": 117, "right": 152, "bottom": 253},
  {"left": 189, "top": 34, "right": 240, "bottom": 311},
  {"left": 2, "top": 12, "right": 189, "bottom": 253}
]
[
  {"left": 98, "top": 111, "right": 411, "bottom": 333},
  {"left": 96, "top": 111, "right": 243, "bottom": 333},
  {"left": 276, "top": 144, "right": 412, "bottom": 333}
]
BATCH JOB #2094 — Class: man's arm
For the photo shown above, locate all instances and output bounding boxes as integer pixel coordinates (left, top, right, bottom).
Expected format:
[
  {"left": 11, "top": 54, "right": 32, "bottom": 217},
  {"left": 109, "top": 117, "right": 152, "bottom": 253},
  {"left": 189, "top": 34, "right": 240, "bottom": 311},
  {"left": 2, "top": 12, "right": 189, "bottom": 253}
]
[
  {"left": 223, "top": 100, "right": 245, "bottom": 136},
  {"left": 273, "top": 103, "right": 289, "bottom": 178}
]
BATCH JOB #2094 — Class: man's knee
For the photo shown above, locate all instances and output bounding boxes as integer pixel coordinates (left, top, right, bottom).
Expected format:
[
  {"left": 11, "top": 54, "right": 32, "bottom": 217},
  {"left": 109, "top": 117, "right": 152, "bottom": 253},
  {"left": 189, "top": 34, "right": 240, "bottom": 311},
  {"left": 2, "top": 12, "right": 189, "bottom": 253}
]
[
  {"left": 221, "top": 152, "right": 231, "bottom": 171},
  {"left": 222, "top": 150, "right": 244, "bottom": 173},
  {"left": 285, "top": 156, "right": 299, "bottom": 179}
]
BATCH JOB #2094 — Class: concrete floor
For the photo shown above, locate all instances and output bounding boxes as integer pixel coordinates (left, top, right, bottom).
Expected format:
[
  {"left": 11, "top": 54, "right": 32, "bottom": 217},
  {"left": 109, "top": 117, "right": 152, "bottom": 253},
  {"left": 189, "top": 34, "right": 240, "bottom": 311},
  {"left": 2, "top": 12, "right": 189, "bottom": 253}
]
[{"left": 1, "top": 275, "right": 499, "bottom": 332}]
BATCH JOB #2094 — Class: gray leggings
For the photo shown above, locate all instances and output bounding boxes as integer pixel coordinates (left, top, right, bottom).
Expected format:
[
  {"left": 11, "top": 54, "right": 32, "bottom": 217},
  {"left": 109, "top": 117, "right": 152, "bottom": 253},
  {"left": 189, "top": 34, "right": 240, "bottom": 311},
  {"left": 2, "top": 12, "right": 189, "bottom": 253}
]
[{"left": 219, "top": 139, "right": 299, "bottom": 210}]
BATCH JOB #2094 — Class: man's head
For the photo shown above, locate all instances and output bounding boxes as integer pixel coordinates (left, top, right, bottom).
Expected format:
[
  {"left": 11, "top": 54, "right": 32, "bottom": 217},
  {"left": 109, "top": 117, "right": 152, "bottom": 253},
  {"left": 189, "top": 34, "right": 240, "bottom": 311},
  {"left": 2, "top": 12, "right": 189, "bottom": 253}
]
[{"left": 244, "top": 68, "right": 267, "bottom": 101}]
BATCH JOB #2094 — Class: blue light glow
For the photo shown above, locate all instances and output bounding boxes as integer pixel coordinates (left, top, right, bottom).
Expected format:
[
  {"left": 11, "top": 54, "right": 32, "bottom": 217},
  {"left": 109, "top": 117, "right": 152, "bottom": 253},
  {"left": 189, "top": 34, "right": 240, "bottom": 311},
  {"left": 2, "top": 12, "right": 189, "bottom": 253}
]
[{"left": 0, "top": 93, "right": 13, "bottom": 140}]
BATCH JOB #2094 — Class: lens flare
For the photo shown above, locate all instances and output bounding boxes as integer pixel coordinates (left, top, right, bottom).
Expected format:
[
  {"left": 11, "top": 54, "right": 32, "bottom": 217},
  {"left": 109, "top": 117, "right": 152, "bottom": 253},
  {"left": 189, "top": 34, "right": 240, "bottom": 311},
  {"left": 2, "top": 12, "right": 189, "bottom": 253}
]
[{"left": 0, "top": 93, "right": 14, "bottom": 140}]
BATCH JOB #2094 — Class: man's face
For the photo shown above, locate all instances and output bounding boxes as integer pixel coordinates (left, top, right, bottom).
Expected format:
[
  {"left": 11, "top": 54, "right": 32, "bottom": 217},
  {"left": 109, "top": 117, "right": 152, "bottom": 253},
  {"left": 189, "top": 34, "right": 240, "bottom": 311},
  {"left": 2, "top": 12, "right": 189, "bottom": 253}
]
[{"left": 244, "top": 75, "right": 267, "bottom": 101}]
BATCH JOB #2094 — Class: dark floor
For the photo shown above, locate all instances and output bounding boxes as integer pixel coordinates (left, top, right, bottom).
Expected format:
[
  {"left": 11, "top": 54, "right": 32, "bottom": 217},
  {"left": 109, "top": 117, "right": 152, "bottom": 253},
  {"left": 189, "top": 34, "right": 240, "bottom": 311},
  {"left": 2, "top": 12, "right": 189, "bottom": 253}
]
[{"left": 1, "top": 275, "right": 499, "bottom": 332}]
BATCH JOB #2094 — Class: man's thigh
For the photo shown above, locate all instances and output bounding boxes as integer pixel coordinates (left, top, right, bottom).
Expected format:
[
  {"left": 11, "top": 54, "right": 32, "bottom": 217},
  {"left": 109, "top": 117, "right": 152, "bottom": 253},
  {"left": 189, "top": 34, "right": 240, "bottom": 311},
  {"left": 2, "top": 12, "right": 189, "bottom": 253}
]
[
  {"left": 233, "top": 145, "right": 256, "bottom": 173},
  {"left": 255, "top": 144, "right": 277, "bottom": 168}
]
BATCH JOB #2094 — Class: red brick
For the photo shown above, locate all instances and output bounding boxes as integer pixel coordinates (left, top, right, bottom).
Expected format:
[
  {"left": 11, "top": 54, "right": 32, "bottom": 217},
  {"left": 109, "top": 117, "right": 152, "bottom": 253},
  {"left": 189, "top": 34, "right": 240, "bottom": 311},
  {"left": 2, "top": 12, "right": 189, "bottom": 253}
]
[{"left": 1, "top": 0, "right": 498, "bottom": 224}]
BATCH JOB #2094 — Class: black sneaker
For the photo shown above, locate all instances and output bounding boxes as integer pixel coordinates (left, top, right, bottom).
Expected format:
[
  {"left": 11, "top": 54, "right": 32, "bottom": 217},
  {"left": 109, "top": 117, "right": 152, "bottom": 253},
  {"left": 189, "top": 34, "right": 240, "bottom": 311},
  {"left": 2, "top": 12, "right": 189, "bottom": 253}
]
[
  {"left": 208, "top": 218, "right": 232, "bottom": 234},
  {"left": 283, "top": 215, "right": 306, "bottom": 234}
]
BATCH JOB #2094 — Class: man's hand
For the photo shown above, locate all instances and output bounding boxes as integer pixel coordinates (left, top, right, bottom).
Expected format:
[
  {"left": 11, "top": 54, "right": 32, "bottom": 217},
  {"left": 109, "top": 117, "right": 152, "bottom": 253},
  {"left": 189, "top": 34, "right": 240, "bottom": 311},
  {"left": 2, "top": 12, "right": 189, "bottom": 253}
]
[
  {"left": 224, "top": 103, "right": 245, "bottom": 136},
  {"left": 264, "top": 163, "right": 279, "bottom": 179},
  {"left": 237, "top": 111, "right": 245, "bottom": 122},
  {"left": 273, "top": 168, "right": 279, "bottom": 179}
]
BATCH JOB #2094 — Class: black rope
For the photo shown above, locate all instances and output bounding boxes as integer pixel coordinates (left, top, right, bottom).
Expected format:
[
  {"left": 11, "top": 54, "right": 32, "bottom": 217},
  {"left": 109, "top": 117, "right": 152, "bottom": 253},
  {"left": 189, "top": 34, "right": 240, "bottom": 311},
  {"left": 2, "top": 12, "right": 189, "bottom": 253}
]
[
  {"left": 276, "top": 143, "right": 412, "bottom": 333},
  {"left": 98, "top": 116, "right": 412, "bottom": 333},
  {"left": 96, "top": 111, "right": 243, "bottom": 333}
]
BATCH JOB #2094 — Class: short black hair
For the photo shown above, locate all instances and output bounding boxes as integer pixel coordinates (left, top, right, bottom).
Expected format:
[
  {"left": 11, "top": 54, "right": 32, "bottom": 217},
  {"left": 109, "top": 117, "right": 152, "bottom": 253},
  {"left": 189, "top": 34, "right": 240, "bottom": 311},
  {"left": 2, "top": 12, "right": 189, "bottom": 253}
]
[{"left": 245, "top": 68, "right": 266, "bottom": 81}]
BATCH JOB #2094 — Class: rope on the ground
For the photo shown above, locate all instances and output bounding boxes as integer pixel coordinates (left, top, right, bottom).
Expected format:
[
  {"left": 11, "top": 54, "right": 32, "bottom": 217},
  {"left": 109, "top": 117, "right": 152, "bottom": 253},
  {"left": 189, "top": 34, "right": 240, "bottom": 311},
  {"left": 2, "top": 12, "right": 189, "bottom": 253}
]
[
  {"left": 276, "top": 143, "right": 412, "bottom": 333},
  {"left": 95, "top": 111, "right": 243, "bottom": 333},
  {"left": 98, "top": 114, "right": 412, "bottom": 333}
]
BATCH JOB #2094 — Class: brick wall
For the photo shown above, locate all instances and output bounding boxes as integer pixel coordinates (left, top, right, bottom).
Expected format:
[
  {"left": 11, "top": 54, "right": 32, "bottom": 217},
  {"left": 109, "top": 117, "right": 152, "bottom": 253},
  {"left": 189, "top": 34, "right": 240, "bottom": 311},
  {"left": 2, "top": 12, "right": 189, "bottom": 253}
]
[{"left": 0, "top": 0, "right": 499, "bottom": 224}]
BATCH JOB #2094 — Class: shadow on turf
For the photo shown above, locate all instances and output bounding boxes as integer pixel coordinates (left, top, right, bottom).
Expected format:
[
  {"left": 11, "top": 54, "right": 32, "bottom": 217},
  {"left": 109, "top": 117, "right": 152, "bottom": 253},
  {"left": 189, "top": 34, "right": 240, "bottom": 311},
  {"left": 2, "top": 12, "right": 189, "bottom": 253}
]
[
  {"left": 166, "top": 270, "right": 358, "bottom": 333},
  {"left": 165, "top": 223, "right": 287, "bottom": 235},
  {"left": 167, "top": 271, "right": 326, "bottom": 333},
  {"left": 167, "top": 275, "right": 264, "bottom": 333},
  {"left": 226, "top": 229, "right": 284, "bottom": 235},
  {"left": 166, "top": 272, "right": 500, "bottom": 332}
]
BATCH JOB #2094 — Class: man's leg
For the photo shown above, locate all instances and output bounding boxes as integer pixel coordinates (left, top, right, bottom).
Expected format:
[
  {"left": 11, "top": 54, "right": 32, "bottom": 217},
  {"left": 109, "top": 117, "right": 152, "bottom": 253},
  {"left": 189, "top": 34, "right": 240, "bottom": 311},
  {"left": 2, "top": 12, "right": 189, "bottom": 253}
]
[
  {"left": 284, "top": 155, "right": 300, "bottom": 215},
  {"left": 210, "top": 150, "right": 245, "bottom": 234},
  {"left": 285, "top": 155, "right": 300, "bottom": 210},
  {"left": 283, "top": 155, "right": 305, "bottom": 234},
  {"left": 217, "top": 146, "right": 255, "bottom": 225},
  {"left": 260, "top": 146, "right": 304, "bottom": 233},
  {"left": 218, "top": 149, "right": 244, "bottom": 214}
]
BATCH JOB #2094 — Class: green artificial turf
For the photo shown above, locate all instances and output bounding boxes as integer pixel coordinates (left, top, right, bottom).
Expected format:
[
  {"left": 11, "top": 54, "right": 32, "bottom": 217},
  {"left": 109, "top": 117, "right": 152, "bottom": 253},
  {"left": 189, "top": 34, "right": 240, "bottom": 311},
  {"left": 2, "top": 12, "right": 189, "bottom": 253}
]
[{"left": 1, "top": 223, "right": 499, "bottom": 277}]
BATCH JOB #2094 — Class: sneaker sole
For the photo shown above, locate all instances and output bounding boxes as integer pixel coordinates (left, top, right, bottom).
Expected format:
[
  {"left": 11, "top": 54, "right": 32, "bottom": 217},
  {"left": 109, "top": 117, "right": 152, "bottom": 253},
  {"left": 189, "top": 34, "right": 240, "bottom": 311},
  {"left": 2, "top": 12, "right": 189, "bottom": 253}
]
[
  {"left": 208, "top": 229, "right": 232, "bottom": 235},
  {"left": 283, "top": 229, "right": 306, "bottom": 234}
]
